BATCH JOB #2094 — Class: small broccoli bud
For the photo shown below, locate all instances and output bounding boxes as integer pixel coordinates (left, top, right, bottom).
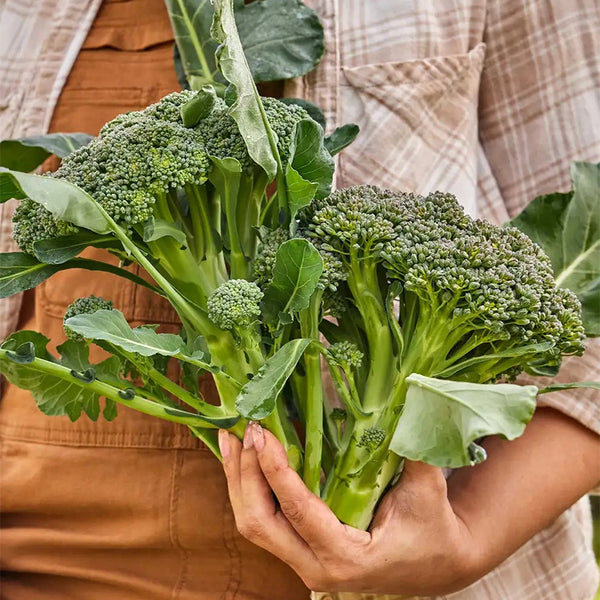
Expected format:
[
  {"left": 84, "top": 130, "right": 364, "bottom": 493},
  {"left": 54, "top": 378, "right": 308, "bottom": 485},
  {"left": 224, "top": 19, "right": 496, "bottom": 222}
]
[
  {"left": 207, "top": 279, "right": 263, "bottom": 330},
  {"left": 356, "top": 426, "right": 386, "bottom": 452},
  {"left": 63, "top": 296, "right": 114, "bottom": 341},
  {"left": 330, "top": 407, "right": 347, "bottom": 422},
  {"left": 328, "top": 341, "right": 364, "bottom": 370}
]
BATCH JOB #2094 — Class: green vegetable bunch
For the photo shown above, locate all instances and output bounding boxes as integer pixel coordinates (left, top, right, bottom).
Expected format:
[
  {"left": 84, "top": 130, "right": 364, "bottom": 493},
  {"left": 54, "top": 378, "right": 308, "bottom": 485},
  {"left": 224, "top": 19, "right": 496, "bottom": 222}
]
[{"left": 0, "top": 0, "right": 598, "bottom": 530}]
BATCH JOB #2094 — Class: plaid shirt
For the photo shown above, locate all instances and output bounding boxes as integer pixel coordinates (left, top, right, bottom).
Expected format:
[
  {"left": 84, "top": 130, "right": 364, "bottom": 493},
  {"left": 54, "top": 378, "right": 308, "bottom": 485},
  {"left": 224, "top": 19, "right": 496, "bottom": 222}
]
[
  {"left": 289, "top": 1, "right": 600, "bottom": 599},
  {"left": 0, "top": 1, "right": 598, "bottom": 599}
]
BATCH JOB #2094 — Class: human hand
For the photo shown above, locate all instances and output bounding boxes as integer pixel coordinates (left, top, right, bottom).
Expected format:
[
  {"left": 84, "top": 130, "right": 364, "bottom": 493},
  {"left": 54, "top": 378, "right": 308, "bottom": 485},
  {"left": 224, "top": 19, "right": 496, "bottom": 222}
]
[{"left": 218, "top": 422, "right": 481, "bottom": 595}]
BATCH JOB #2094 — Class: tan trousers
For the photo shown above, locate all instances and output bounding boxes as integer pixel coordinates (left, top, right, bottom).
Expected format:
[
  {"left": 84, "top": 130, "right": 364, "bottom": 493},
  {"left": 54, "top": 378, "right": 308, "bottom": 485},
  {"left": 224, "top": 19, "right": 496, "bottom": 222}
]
[{"left": 0, "top": 1, "right": 308, "bottom": 597}]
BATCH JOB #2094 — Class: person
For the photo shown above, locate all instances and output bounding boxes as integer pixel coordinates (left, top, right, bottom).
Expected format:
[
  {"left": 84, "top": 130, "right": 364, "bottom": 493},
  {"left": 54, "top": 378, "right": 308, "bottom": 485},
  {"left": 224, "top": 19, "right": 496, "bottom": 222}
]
[
  {"left": 1, "top": 1, "right": 599, "bottom": 599},
  {"left": 218, "top": 1, "right": 600, "bottom": 598}
]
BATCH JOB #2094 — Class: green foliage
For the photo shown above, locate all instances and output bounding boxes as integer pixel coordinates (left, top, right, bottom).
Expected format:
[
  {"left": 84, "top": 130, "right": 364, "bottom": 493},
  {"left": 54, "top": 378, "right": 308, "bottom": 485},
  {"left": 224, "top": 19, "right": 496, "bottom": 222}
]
[
  {"left": 390, "top": 374, "right": 538, "bottom": 468},
  {"left": 0, "top": 133, "right": 93, "bottom": 172}
]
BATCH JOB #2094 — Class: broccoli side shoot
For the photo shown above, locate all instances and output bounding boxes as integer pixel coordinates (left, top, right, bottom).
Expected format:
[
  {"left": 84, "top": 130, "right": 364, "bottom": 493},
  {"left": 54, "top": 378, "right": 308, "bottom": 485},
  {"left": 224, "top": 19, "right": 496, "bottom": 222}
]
[{"left": 64, "top": 296, "right": 113, "bottom": 341}]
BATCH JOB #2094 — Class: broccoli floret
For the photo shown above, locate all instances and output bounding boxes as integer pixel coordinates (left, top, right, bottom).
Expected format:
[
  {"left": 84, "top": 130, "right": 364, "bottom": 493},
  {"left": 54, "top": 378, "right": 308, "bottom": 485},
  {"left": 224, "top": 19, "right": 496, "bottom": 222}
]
[
  {"left": 13, "top": 198, "right": 78, "bottom": 255},
  {"left": 356, "top": 427, "right": 386, "bottom": 452},
  {"left": 207, "top": 279, "right": 263, "bottom": 331},
  {"left": 328, "top": 341, "right": 363, "bottom": 370},
  {"left": 63, "top": 296, "right": 113, "bottom": 341}
]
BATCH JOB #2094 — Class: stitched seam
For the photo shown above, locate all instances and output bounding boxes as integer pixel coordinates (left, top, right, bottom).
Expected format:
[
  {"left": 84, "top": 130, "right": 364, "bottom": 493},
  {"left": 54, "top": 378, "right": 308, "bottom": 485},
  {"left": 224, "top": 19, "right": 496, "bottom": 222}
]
[
  {"left": 222, "top": 494, "right": 242, "bottom": 599},
  {"left": 169, "top": 449, "right": 190, "bottom": 600}
]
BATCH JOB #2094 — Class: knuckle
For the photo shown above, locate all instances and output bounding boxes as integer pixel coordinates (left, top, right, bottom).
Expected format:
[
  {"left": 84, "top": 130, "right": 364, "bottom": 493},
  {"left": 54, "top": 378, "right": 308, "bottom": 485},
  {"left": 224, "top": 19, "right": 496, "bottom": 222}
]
[
  {"left": 279, "top": 497, "right": 307, "bottom": 524},
  {"left": 236, "top": 516, "right": 265, "bottom": 541}
]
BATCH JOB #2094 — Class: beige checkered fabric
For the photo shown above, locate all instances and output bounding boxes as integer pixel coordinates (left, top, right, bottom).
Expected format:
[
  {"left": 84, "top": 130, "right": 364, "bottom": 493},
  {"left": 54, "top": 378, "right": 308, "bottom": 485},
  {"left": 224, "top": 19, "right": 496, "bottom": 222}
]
[
  {"left": 0, "top": 0, "right": 102, "bottom": 342},
  {"left": 291, "top": 1, "right": 600, "bottom": 599}
]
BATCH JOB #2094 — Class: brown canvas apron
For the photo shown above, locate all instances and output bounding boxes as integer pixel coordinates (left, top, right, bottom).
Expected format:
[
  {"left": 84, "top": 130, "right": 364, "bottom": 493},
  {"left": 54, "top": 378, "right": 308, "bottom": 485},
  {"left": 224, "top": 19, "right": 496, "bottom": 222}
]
[{"left": 0, "top": 1, "right": 308, "bottom": 598}]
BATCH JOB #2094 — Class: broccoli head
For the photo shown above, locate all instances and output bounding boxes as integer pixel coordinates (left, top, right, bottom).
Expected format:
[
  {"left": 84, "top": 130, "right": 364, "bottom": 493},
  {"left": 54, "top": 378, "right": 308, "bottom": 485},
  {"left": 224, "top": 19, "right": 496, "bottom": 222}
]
[
  {"left": 207, "top": 279, "right": 263, "bottom": 331},
  {"left": 63, "top": 296, "right": 114, "bottom": 341},
  {"left": 13, "top": 198, "right": 78, "bottom": 255},
  {"left": 298, "top": 185, "right": 586, "bottom": 382}
]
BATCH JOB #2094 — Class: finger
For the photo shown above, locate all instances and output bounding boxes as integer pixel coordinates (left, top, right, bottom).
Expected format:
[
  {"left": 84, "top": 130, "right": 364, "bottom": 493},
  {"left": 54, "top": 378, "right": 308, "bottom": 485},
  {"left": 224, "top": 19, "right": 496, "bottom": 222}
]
[
  {"left": 219, "top": 428, "right": 243, "bottom": 513},
  {"left": 226, "top": 425, "right": 318, "bottom": 573},
  {"left": 252, "top": 424, "right": 354, "bottom": 552}
]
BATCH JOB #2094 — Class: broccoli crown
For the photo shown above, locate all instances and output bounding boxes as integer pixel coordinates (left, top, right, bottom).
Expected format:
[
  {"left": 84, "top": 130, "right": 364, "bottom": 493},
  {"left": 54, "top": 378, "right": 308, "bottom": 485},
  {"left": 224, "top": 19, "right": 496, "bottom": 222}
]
[
  {"left": 196, "top": 96, "right": 309, "bottom": 169},
  {"left": 207, "top": 279, "right": 263, "bottom": 330},
  {"left": 12, "top": 198, "right": 78, "bottom": 255},
  {"left": 356, "top": 426, "right": 386, "bottom": 452},
  {"left": 328, "top": 341, "right": 364, "bottom": 369},
  {"left": 63, "top": 296, "right": 114, "bottom": 341},
  {"left": 55, "top": 91, "right": 210, "bottom": 227},
  {"left": 299, "top": 185, "right": 586, "bottom": 359}
]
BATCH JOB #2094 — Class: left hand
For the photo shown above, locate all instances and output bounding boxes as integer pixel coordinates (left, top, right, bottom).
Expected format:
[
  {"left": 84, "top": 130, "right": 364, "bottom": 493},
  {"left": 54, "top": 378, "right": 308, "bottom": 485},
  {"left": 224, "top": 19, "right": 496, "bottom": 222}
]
[{"left": 218, "top": 422, "right": 481, "bottom": 595}]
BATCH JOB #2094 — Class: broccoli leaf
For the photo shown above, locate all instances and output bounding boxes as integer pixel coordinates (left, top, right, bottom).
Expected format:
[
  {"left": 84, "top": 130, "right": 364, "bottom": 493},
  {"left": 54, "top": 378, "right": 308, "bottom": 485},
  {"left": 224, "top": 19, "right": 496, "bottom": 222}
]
[
  {"left": 211, "top": 0, "right": 279, "bottom": 179},
  {"left": 262, "top": 239, "right": 323, "bottom": 326},
  {"left": 0, "top": 333, "right": 106, "bottom": 421},
  {"left": 510, "top": 162, "right": 600, "bottom": 336},
  {"left": 0, "top": 333, "right": 232, "bottom": 428},
  {"left": 287, "top": 119, "right": 334, "bottom": 212},
  {"left": 0, "top": 252, "right": 163, "bottom": 299},
  {"left": 324, "top": 124, "right": 360, "bottom": 156},
  {"left": 390, "top": 374, "right": 538, "bottom": 468},
  {"left": 0, "top": 133, "right": 93, "bottom": 172},
  {"left": 0, "top": 168, "right": 111, "bottom": 234},
  {"left": 235, "top": 0, "right": 324, "bottom": 82},
  {"left": 33, "top": 233, "right": 121, "bottom": 264},
  {"left": 164, "top": 0, "right": 222, "bottom": 89},
  {"left": 65, "top": 309, "right": 185, "bottom": 357},
  {"left": 142, "top": 217, "right": 188, "bottom": 247},
  {"left": 236, "top": 338, "right": 311, "bottom": 419}
]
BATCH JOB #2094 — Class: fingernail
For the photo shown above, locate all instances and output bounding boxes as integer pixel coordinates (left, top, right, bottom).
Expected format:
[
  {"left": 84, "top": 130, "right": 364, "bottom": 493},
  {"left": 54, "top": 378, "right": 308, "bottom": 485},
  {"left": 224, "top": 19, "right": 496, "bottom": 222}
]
[
  {"left": 243, "top": 423, "right": 255, "bottom": 450},
  {"left": 218, "top": 429, "right": 230, "bottom": 458},
  {"left": 251, "top": 422, "right": 264, "bottom": 451}
]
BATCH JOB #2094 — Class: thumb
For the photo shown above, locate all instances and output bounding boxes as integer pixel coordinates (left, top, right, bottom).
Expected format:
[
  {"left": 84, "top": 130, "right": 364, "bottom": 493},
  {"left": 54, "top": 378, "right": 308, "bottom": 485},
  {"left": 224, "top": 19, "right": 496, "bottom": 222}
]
[{"left": 392, "top": 459, "right": 449, "bottom": 501}]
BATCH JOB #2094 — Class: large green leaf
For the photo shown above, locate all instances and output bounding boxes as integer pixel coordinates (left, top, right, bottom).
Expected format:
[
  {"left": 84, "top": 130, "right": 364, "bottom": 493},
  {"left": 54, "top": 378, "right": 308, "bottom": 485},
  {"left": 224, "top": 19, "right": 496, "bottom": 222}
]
[
  {"left": 0, "top": 333, "right": 233, "bottom": 428},
  {"left": 0, "top": 168, "right": 110, "bottom": 233},
  {"left": 211, "top": 0, "right": 279, "bottom": 179},
  {"left": 0, "top": 133, "right": 93, "bottom": 172},
  {"left": 262, "top": 239, "right": 323, "bottom": 326},
  {"left": 0, "top": 334, "right": 106, "bottom": 421},
  {"left": 65, "top": 309, "right": 185, "bottom": 357},
  {"left": 0, "top": 252, "right": 163, "bottom": 299},
  {"left": 510, "top": 162, "right": 600, "bottom": 335},
  {"left": 390, "top": 374, "right": 538, "bottom": 468},
  {"left": 164, "top": 0, "right": 221, "bottom": 89},
  {"left": 236, "top": 0, "right": 323, "bottom": 82},
  {"left": 236, "top": 338, "right": 311, "bottom": 419}
]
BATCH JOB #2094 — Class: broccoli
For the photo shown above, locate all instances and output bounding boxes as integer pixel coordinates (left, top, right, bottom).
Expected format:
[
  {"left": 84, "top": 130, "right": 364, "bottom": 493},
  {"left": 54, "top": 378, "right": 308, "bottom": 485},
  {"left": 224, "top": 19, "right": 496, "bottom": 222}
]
[
  {"left": 13, "top": 198, "right": 78, "bottom": 255},
  {"left": 289, "top": 185, "right": 587, "bottom": 527},
  {"left": 2, "top": 8, "right": 594, "bottom": 535},
  {"left": 63, "top": 296, "right": 113, "bottom": 341}
]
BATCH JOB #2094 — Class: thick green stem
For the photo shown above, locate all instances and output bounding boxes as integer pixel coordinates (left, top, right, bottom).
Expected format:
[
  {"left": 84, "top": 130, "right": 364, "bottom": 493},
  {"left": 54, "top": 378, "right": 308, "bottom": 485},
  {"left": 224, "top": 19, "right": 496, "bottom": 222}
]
[{"left": 299, "top": 292, "right": 324, "bottom": 495}]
